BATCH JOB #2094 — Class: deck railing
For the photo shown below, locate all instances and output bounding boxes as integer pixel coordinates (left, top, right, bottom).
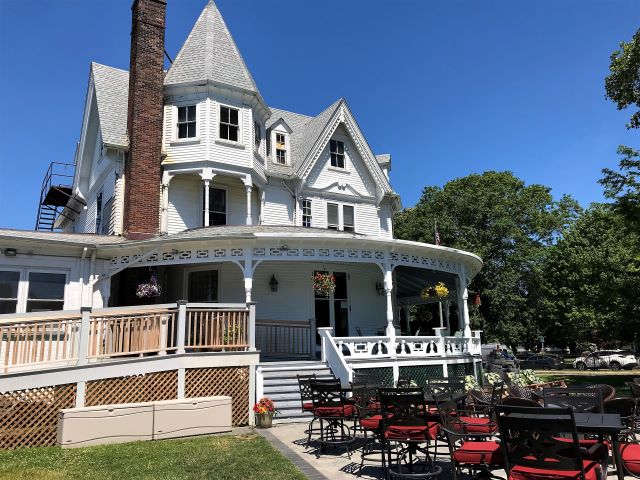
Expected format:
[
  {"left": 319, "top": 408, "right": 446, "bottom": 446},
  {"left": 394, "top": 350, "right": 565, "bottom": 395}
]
[
  {"left": 0, "top": 302, "right": 255, "bottom": 373},
  {"left": 255, "top": 319, "right": 316, "bottom": 359}
]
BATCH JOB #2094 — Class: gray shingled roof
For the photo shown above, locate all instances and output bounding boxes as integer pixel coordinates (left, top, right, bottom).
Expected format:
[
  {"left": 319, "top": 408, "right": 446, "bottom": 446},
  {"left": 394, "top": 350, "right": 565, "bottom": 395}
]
[
  {"left": 91, "top": 62, "right": 129, "bottom": 148},
  {"left": 164, "top": 0, "right": 259, "bottom": 94},
  {"left": 0, "top": 229, "right": 126, "bottom": 246}
]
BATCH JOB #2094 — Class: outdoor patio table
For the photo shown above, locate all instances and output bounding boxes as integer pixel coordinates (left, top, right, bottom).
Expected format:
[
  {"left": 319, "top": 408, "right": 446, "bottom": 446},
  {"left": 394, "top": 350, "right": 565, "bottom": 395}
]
[{"left": 423, "top": 393, "right": 467, "bottom": 405}]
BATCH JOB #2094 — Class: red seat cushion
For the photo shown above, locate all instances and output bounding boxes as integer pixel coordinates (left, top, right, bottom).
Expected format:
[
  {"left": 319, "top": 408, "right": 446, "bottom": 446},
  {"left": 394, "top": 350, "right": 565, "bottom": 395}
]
[
  {"left": 554, "top": 437, "right": 608, "bottom": 462},
  {"left": 622, "top": 443, "right": 640, "bottom": 475},
  {"left": 384, "top": 422, "right": 440, "bottom": 441},
  {"left": 360, "top": 415, "right": 383, "bottom": 431},
  {"left": 302, "top": 401, "right": 313, "bottom": 411},
  {"left": 369, "top": 401, "right": 381, "bottom": 412},
  {"left": 453, "top": 441, "right": 503, "bottom": 466},
  {"left": 509, "top": 460, "right": 602, "bottom": 480},
  {"left": 454, "top": 416, "right": 497, "bottom": 434},
  {"left": 313, "top": 404, "right": 356, "bottom": 418}
]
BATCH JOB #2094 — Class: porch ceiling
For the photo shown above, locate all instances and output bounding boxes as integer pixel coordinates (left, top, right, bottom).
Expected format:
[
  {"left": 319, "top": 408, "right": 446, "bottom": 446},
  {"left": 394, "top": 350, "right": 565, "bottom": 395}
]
[{"left": 395, "top": 266, "right": 456, "bottom": 299}]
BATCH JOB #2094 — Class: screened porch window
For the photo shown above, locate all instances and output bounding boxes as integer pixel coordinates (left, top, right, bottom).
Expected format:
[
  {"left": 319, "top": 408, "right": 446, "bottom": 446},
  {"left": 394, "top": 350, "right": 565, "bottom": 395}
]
[
  {"left": 177, "top": 105, "right": 197, "bottom": 138},
  {"left": 220, "top": 106, "right": 239, "bottom": 142},
  {"left": 26, "top": 272, "right": 65, "bottom": 312},
  {"left": 0, "top": 271, "right": 19, "bottom": 314},
  {"left": 205, "top": 187, "right": 227, "bottom": 226}
]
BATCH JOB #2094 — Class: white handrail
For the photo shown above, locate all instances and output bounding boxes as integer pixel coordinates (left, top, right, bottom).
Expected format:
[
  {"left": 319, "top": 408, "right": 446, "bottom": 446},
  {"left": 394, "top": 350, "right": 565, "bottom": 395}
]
[{"left": 318, "top": 327, "right": 352, "bottom": 386}]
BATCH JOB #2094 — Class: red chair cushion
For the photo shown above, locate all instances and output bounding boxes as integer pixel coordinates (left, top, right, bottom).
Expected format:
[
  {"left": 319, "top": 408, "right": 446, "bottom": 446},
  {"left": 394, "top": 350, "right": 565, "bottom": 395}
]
[
  {"left": 453, "top": 441, "right": 503, "bottom": 466},
  {"left": 313, "top": 404, "right": 356, "bottom": 418},
  {"left": 554, "top": 437, "right": 608, "bottom": 462},
  {"left": 622, "top": 443, "right": 640, "bottom": 475},
  {"left": 384, "top": 422, "right": 440, "bottom": 441},
  {"left": 360, "top": 415, "right": 383, "bottom": 431},
  {"left": 455, "top": 416, "right": 497, "bottom": 434},
  {"left": 302, "top": 401, "right": 313, "bottom": 411},
  {"left": 508, "top": 460, "right": 602, "bottom": 480},
  {"left": 369, "top": 401, "right": 381, "bottom": 412}
]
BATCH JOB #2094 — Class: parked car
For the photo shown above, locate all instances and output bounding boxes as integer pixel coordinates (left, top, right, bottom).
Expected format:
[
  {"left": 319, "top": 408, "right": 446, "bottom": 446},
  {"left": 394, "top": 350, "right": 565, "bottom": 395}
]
[
  {"left": 519, "top": 354, "right": 565, "bottom": 370},
  {"left": 573, "top": 350, "right": 639, "bottom": 371}
]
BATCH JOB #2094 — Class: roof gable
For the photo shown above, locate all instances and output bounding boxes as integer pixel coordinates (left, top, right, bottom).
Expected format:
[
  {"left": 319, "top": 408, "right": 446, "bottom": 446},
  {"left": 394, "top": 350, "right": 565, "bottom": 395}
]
[
  {"left": 164, "top": 0, "right": 259, "bottom": 95},
  {"left": 91, "top": 62, "right": 129, "bottom": 148}
]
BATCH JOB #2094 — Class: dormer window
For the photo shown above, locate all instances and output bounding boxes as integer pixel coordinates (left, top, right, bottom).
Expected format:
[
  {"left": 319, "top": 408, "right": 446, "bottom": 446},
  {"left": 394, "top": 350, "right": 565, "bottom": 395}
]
[
  {"left": 177, "top": 105, "right": 196, "bottom": 139},
  {"left": 330, "top": 139, "right": 345, "bottom": 168},
  {"left": 254, "top": 121, "right": 261, "bottom": 149},
  {"left": 275, "top": 133, "right": 287, "bottom": 164},
  {"left": 220, "top": 106, "right": 239, "bottom": 142}
]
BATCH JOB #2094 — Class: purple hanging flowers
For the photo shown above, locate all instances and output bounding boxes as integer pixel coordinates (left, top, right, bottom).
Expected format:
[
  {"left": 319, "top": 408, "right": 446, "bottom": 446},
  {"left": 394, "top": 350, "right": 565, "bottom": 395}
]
[{"left": 136, "top": 271, "right": 162, "bottom": 299}]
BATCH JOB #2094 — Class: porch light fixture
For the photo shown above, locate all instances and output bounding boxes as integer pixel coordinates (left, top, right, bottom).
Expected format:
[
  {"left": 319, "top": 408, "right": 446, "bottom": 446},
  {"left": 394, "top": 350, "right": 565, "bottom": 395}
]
[
  {"left": 3, "top": 248, "right": 17, "bottom": 257},
  {"left": 375, "top": 281, "right": 385, "bottom": 296},
  {"left": 269, "top": 275, "right": 279, "bottom": 292}
]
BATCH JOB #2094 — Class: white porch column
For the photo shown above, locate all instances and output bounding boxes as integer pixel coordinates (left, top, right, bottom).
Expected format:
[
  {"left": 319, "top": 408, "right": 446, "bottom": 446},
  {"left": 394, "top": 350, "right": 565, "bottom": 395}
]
[
  {"left": 203, "top": 179, "right": 210, "bottom": 227},
  {"left": 243, "top": 250, "right": 254, "bottom": 303},
  {"left": 160, "top": 172, "right": 173, "bottom": 234},
  {"left": 243, "top": 175, "right": 253, "bottom": 225},
  {"left": 384, "top": 266, "right": 396, "bottom": 343},
  {"left": 457, "top": 268, "right": 472, "bottom": 338}
]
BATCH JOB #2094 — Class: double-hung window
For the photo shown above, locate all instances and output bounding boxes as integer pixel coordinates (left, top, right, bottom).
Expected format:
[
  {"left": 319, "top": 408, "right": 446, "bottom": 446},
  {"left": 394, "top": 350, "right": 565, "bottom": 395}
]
[
  {"left": 275, "top": 133, "right": 287, "bottom": 164},
  {"left": 26, "top": 272, "right": 65, "bottom": 312},
  {"left": 302, "top": 199, "right": 312, "bottom": 227},
  {"left": 205, "top": 187, "right": 227, "bottom": 226},
  {"left": 220, "top": 106, "right": 239, "bottom": 142},
  {"left": 330, "top": 139, "right": 345, "bottom": 168},
  {"left": 177, "top": 105, "right": 197, "bottom": 139},
  {"left": 0, "top": 271, "right": 19, "bottom": 314},
  {"left": 326, "top": 203, "right": 355, "bottom": 232}
]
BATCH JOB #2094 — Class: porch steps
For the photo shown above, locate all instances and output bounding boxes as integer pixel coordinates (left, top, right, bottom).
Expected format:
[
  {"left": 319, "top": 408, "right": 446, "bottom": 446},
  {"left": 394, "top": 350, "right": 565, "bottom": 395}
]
[{"left": 258, "top": 360, "right": 333, "bottom": 424}]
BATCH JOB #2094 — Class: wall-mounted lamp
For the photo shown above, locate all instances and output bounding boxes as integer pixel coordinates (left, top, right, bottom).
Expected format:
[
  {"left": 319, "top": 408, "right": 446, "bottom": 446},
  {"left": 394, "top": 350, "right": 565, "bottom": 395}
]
[
  {"left": 375, "top": 281, "right": 385, "bottom": 296},
  {"left": 3, "top": 248, "right": 17, "bottom": 257},
  {"left": 269, "top": 275, "right": 279, "bottom": 292}
]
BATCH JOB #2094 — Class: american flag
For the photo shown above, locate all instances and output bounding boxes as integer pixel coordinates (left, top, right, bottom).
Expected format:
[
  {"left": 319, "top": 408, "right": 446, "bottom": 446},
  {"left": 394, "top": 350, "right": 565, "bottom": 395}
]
[{"left": 434, "top": 221, "right": 441, "bottom": 246}]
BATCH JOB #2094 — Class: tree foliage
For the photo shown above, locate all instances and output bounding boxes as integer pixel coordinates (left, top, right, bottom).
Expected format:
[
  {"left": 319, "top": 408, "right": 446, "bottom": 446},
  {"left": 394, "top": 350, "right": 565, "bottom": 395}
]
[
  {"left": 599, "top": 145, "right": 640, "bottom": 232},
  {"left": 538, "top": 204, "right": 640, "bottom": 346},
  {"left": 605, "top": 29, "right": 640, "bottom": 129},
  {"left": 394, "top": 171, "right": 580, "bottom": 347}
]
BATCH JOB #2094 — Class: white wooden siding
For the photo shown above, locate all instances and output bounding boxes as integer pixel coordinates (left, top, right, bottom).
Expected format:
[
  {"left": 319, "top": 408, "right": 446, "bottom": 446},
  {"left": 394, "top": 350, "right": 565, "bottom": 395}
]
[{"left": 262, "top": 185, "right": 293, "bottom": 225}]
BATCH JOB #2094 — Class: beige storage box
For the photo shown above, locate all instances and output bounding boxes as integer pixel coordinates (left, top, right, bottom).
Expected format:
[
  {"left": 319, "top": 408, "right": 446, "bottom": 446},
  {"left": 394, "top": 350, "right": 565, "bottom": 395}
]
[
  {"left": 153, "top": 396, "right": 232, "bottom": 440},
  {"left": 57, "top": 402, "right": 153, "bottom": 448}
]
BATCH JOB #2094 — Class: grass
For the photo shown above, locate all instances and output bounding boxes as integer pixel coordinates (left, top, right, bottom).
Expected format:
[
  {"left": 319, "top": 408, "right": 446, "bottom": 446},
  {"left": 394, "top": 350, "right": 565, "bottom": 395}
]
[
  {"left": 0, "top": 434, "right": 306, "bottom": 480},
  {"left": 539, "top": 370, "right": 640, "bottom": 397}
]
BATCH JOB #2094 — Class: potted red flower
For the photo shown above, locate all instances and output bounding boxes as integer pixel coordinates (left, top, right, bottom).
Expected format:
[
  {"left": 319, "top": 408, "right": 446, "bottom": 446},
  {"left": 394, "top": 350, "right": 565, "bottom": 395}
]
[{"left": 253, "top": 397, "right": 276, "bottom": 428}]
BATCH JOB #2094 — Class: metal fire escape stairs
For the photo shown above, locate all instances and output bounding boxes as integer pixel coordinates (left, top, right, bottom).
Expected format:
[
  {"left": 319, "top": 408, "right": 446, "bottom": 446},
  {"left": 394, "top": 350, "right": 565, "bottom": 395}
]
[{"left": 35, "top": 162, "right": 85, "bottom": 231}]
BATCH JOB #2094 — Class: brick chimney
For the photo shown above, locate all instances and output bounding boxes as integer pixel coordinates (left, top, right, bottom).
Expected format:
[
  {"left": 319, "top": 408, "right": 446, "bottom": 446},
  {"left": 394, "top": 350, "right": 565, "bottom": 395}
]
[{"left": 123, "top": 0, "right": 166, "bottom": 239}]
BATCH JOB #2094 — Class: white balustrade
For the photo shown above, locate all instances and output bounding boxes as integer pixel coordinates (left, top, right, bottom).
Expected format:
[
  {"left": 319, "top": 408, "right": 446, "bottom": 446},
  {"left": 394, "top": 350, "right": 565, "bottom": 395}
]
[{"left": 318, "top": 327, "right": 352, "bottom": 386}]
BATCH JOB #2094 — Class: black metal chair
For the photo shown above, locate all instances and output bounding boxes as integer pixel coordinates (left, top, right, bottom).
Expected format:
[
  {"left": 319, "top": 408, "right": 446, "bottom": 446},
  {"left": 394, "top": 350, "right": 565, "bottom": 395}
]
[
  {"left": 496, "top": 404, "right": 608, "bottom": 480},
  {"left": 380, "top": 387, "right": 442, "bottom": 480},
  {"left": 396, "top": 375, "right": 413, "bottom": 388},
  {"left": 507, "top": 383, "right": 542, "bottom": 403},
  {"left": 350, "top": 382, "right": 386, "bottom": 474},
  {"left": 468, "top": 382, "right": 505, "bottom": 417},
  {"left": 543, "top": 386, "right": 604, "bottom": 413},
  {"left": 502, "top": 396, "right": 541, "bottom": 407},
  {"left": 297, "top": 374, "right": 317, "bottom": 446},
  {"left": 587, "top": 384, "right": 616, "bottom": 402},
  {"left": 310, "top": 379, "right": 356, "bottom": 457},
  {"left": 436, "top": 397, "right": 503, "bottom": 480},
  {"left": 426, "top": 377, "right": 466, "bottom": 398}
]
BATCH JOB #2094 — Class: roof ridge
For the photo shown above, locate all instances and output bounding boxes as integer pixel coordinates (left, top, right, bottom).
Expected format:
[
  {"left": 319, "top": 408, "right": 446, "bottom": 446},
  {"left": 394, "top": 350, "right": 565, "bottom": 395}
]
[{"left": 91, "top": 62, "right": 129, "bottom": 74}]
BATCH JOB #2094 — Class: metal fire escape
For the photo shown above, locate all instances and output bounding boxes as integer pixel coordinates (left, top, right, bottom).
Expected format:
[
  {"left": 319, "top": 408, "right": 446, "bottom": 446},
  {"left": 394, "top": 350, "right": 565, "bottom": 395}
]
[{"left": 35, "top": 162, "right": 84, "bottom": 231}]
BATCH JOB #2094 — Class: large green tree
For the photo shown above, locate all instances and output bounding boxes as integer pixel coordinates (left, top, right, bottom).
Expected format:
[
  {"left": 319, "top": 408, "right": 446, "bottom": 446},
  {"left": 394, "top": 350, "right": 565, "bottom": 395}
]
[
  {"left": 538, "top": 204, "right": 639, "bottom": 347},
  {"left": 605, "top": 29, "right": 640, "bottom": 129},
  {"left": 599, "top": 145, "right": 640, "bottom": 232},
  {"left": 394, "top": 171, "right": 580, "bottom": 347}
]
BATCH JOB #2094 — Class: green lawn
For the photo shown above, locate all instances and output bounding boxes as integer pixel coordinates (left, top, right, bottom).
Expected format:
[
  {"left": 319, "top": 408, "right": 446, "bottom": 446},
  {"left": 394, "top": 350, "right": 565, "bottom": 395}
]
[
  {"left": 539, "top": 371, "right": 639, "bottom": 397},
  {"left": 0, "top": 434, "right": 306, "bottom": 480}
]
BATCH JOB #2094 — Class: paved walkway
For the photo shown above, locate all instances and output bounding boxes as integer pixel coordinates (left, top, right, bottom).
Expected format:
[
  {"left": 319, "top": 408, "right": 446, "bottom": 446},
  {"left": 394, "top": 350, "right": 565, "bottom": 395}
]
[{"left": 259, "top": 422, "right": 629, "bottom": 480}]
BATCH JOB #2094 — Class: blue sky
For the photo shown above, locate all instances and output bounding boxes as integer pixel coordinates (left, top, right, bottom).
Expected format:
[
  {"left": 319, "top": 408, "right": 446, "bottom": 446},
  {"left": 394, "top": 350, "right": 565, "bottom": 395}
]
[{"left": 0, "top": 0, "right": 637, "bottom": 229}]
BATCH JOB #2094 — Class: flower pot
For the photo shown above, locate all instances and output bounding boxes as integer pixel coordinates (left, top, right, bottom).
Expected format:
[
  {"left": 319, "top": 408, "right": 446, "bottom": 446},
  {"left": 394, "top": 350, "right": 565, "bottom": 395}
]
[{"left": 256, "top": 412, "right": 273, "bottom": 429}]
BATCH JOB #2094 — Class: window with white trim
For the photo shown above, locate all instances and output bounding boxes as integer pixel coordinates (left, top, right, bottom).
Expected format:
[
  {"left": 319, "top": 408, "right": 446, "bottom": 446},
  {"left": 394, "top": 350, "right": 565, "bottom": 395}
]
[
  {"left": 0, "top": 271, "right": 19, "bottom": 314},
  {"left": 220, "top": 106, "right": 239, "bottom": 142},
  {"left": 330, "top": 139, "right": 345, "bottom": 168},
  {"left": 204, "top": 187, "right": 227, "bottom": 226},
  {"left": 275, "top": 132, "right": 287, "bottom": 164},
  {"left": 177, "top": 105, "right": 197, "bottom": 139},
  {"left": 254, "top": 121, "right": 261, "bottom": 149},
  {"left": 302, "top": 199, "right": 312, "bottom": 227},
  {"left": 95, "top": 190, "right": 103, "bottom": 234},
  {"left": 326, "top": 203, "right": 355, "bottom": 232},
  {"left": 26, "top": 272, "right": 65, "bottom": 312}
]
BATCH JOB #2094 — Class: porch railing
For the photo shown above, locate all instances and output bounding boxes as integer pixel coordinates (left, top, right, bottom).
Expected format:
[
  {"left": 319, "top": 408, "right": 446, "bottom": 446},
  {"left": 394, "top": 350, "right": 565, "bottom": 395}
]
[
  {"left": 255, "top": 319, "right": 316, "bottom": 359},
  {"left": 0, "top": 302, "right": 255, "bottom": 373}
]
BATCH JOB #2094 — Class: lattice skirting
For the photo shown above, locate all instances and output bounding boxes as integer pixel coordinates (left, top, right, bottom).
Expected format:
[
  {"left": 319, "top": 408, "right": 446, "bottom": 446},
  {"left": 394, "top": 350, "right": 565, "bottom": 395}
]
[
  {"left": 0, "top": 383, "right": 76, "bottom": 449},
  {"left": 448, "top": 362, "right": 475, "bottom": 379},
  {"left": 185, "top": 367, "right": 249, "bottom": 426},
  {"left": 85, "top": 370, "right": 178, "bottom": 406},
  {"left": 398, "top": 364, "right": 445, "bottom": 390},
  {"left": 353, "top": 367, "right": 394, "bottom": 387}
]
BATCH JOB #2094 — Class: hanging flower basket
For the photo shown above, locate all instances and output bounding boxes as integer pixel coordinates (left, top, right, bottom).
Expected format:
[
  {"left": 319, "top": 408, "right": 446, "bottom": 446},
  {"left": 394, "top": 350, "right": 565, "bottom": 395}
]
[
  {"left": 420, "top": 282, "right": 449, "bottom": 300},
  {"left": 136, "top": 272, "right": 162, "bottom": 299},
  {"left": 313, "top": 272, "right": 336, "bottom": 297}
]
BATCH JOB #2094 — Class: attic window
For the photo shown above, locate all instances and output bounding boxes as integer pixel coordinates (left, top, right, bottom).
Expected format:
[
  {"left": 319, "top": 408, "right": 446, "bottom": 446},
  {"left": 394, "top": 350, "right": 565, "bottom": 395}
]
[
  {"left": 275, "top": 133, "right": 287, "bottom": 164},
  {"left": 177, "top": 105, "right": 196, "bottom": 139},
  {"left": 220, "top": 106, "right": 239, "bottom": 142},
  {"left": 330, "top": 139, "right": 345, "bottom": 168}
]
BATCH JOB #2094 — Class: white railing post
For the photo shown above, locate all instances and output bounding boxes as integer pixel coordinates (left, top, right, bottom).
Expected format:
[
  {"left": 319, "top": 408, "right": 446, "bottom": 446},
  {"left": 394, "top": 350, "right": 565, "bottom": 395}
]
[
  {"left": 255, "top": 366, "right": 264, "bottom": 401},
  {"left": 320, "top": 327, "right": 328, "bottom": 363},
  {"left": 159, "top": 313, "right": 168, "bottom": 356},
  {"left": 309, "top": 318, "right": 316, "bottom": 360},
  {"left": 177, "top": 300, "right": 187, "bottom": 354},
  {"left": 433, "top": 327, "right": 447, "bottom": 357},
  {"left": 77, "top": 307, "right": 91, "bottom": 366},
  {"left": 247, "top": 302, "right": 256, "bottom": 351}
]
